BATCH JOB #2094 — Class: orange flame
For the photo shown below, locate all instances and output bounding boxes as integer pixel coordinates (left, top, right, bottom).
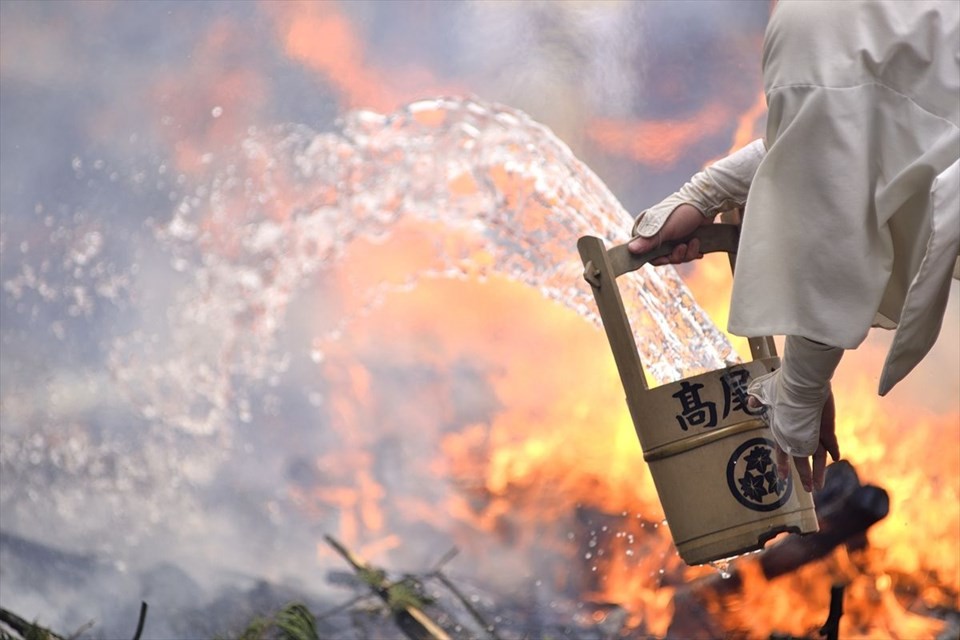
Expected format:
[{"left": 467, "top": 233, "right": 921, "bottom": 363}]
[
  {"left": 586, "top": 102, "right": 732, "bottom": 169},
  {"left": 270, "top": 1, "right": 392, "bottom": 111},
  {"left": 148, "top": 19, "right": 267, "bottom": 175},
  {"left": 726, "top": 90, "right": 767, "bottom": 154},
  {"left": 267, "top": 1, "right": 465, "bottom": 113}
]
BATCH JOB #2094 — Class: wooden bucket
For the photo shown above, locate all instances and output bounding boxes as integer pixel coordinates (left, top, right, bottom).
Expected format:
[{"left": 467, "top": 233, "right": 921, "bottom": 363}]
[{"left": 577, "top": 224, "right": 818, "bottom": 566}]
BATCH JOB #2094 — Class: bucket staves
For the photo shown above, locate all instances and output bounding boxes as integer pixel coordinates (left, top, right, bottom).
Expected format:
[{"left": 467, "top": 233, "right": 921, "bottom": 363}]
[{"left": 577, "top": 224, "right": 818, "bottom": 566}]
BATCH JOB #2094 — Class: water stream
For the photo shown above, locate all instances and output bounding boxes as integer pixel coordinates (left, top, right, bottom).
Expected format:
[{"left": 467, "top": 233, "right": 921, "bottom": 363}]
[{"left": 132, "top": 96, "right": 734, "bottom": 436}]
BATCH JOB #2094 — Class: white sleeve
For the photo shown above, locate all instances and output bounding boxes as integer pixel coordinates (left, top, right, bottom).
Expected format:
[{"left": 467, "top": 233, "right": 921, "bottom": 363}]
[
  {"left": 746, "top": 336, "right": 844, "bottom": 457},
  {"left": 632, "top": 138, "right": 767, "bottom": 238}
]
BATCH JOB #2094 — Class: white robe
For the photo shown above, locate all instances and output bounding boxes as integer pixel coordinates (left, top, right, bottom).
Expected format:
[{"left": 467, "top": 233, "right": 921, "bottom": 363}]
[{"left": 727, "top": 0, "right": 960, "bottom": 396}]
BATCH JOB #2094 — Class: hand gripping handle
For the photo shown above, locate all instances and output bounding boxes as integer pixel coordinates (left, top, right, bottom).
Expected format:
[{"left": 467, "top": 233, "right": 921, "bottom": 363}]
[
  {"left": 577, "top": 223, "right": 775, "bottom": 397},
  {"left": 589, "top": 223, "right": 741, "bottom": 281}
]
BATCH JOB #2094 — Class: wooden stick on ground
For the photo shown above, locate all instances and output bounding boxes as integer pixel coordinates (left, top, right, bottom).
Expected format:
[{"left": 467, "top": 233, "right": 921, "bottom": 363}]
[
  {"left": 0, "top": 608, "right": 66, "bottom": 640},
  {"left": 324, "top": 535, "right": 452, "bottom": 640}
]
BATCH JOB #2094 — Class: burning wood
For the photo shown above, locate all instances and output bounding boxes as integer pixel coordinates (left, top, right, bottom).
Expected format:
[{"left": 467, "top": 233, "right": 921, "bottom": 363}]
[{"left": 760, "top": 463, "right": 889, "bottom": 581}]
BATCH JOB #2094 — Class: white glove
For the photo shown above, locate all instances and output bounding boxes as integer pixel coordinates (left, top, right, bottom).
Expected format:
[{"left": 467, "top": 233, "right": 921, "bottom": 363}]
[
  {"left": 747, "top": 336, "right": 844, "bottom": 457},
  {"left": 632, "top": 138, "right": 766, "bottom": 238}
]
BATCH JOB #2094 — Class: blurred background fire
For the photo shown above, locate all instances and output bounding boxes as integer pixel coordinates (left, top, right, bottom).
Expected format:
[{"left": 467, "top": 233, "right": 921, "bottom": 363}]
[{"left": 0, "top": 1, "right": 957, "bottom": 639}]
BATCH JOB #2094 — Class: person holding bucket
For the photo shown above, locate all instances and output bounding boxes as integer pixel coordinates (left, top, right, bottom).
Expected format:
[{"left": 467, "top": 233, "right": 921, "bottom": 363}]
[{"left": 627, "top": 0, "right": 959, "bottom": 493}]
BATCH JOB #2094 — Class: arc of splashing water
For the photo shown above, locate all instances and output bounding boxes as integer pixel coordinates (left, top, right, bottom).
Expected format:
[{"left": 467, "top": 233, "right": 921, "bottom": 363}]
[{"left": 117, "top": 96, "right": 737, "bottom": 436}]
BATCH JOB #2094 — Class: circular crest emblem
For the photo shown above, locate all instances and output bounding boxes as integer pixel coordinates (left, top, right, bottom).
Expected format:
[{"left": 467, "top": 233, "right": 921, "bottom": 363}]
[{"left": 726, "top": 437, "right": 792, "bottom": 512}]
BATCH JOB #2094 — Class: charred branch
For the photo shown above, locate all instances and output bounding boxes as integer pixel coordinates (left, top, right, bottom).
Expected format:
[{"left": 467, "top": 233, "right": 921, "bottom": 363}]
[
  {"left": 818, "top": 584, "right": 844, "bottom": 640},
  {"left": 130, "top": 602, "right": 148, "bottom": 640},
  {"left": 760, "top": 486, "right": 889, "bottom": 580}
]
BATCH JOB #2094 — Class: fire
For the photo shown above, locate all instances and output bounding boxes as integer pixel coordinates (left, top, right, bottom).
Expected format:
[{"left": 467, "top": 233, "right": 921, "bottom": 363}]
[
  {"left": 313, "top": 218, "right": 663, "bottom": 514},
  {"left": 267, "top": 1, "right": 465, "bottom": 113},
  {"left": 139, "top": 1, "right": 471, "bottom": 179},
  {"left": 716, "top": 545, "right": 952, "bottom": 639},
  {"left": 147, "top": 18, "right": 268, "bottom": 175},
  {"left": 586, "top": 101, "right": 733, "bottom": 169},
  {"left": 275, "top": 212, "right": 688, "bottom": 633},
  {"left": 270, "top": 1, "right": 393, "bottom": 112},
  {"left": 726, "top": 90, "right": 767, "bottom": 156},
  {"left": 836, "top": 346, "right": 960, "bottom": 592}
]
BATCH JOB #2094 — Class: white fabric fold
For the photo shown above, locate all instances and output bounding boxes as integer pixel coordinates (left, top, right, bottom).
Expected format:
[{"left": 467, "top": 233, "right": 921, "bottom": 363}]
[
  {"left": 879, "top": 158, "right": 960, "bottom": 394},
  {"left": 747, "top": 336, "right": 844, "bottom": 457},
  {"left": 631, "top": 139, "right": 766, "bottom": 239},
  {"left": 728, "top": 0, "right": 959, "bottom": 394}
]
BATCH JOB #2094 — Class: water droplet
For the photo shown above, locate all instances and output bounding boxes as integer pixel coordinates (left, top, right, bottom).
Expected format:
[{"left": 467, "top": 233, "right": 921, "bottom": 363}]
[{"left": 708, "top": 557, "right": 736, "bottom": 579}]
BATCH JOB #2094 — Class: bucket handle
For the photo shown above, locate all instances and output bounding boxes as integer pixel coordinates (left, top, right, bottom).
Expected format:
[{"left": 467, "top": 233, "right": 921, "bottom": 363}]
[{"left": 577, "top": 223, "right": 777, "bottom": 400}]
